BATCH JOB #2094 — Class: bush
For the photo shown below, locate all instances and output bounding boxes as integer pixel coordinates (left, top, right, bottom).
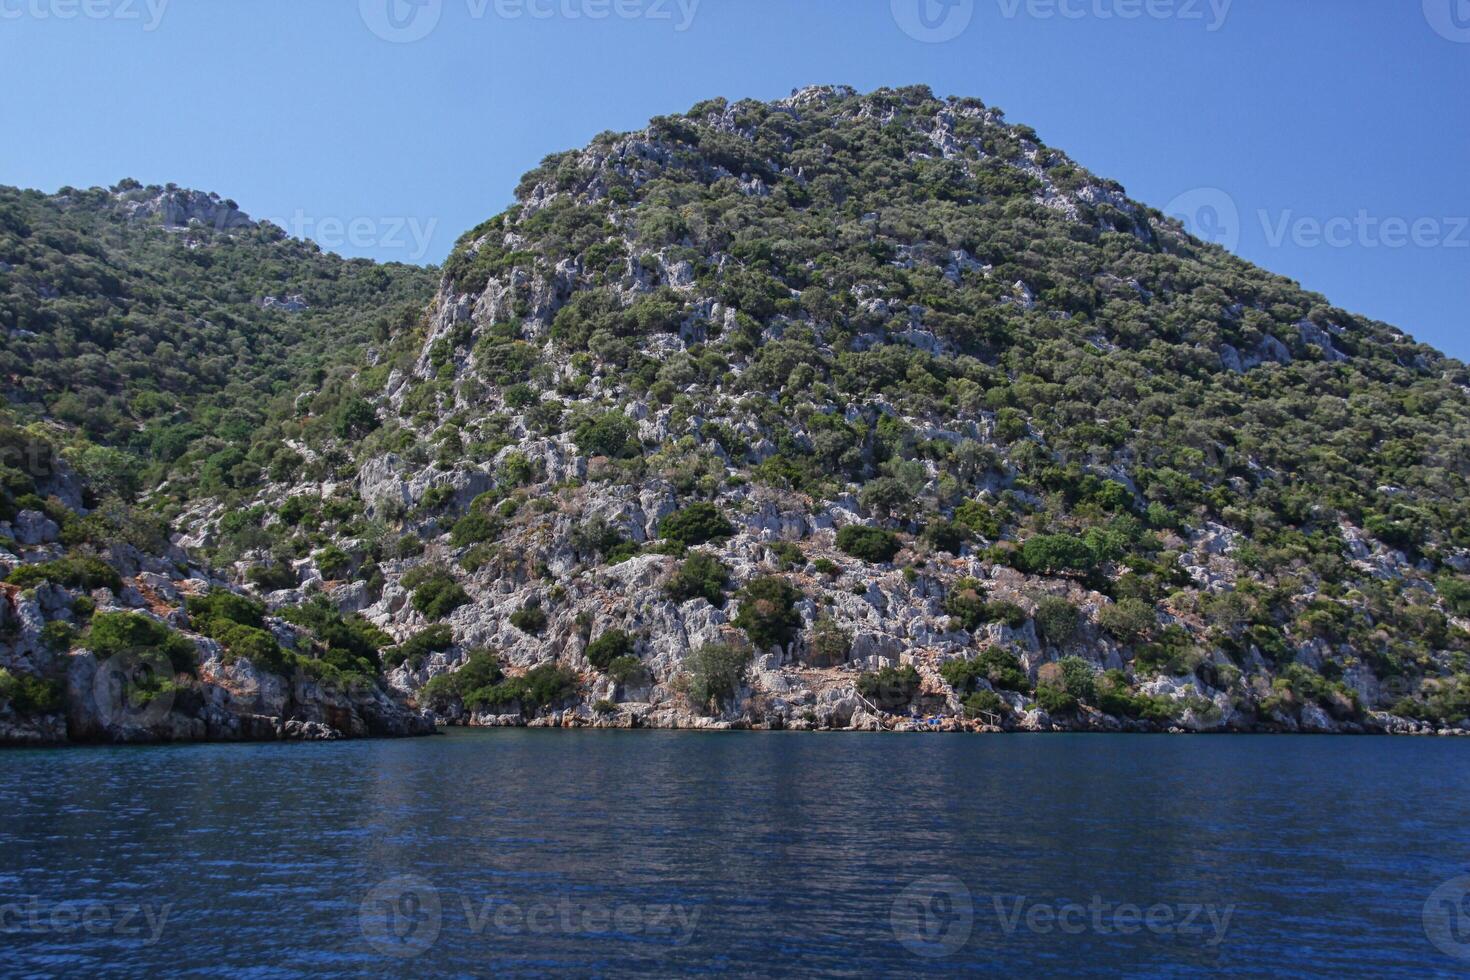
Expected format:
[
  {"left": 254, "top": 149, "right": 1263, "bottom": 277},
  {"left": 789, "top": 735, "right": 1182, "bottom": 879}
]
[
  {"left": 1035, "top": 657, "right": 1096, "bottom": 713},
  {"left": 836, "top": 525, "right": 902, "bottom": 563},
  {"left": 385, "top": 624, "right": 456, "bottom": 669},
  {"left": 686, "top": 643, "right": 752, "bottom": 712},
  {"left": 510, "top": 602, "right": 548, "bottom": 635},
  {"left": 586, "top": 629, "right": 634, "bottom": 670},
  {"left": 7, "top": 556, "right": 121, "bottom": 593},
  {"left": 976, "top": 648, "right": 1029, "bottom": 691},
  {"left": 247, "top": 563, "right": 297, "bottom": 591},
  {"left": 1020, "top": 534, "right": 1096, "bottom": 576},
  {"left": 1034, "top": 597, "right": 1080, "bottom": 646},
  {"left": 0, "top": 668, "right": 62, "bottom": 714},
  {"left": 211, "top": 620, "right": 295, "bottom": 674},
  {"left": 314, "top": 545, "right": 352, "bottom": 580},
  {"left": 412, "top": 573, "right": 471, "bottom": 620},
  {"left": 857, "top": 665, "right": 921, "bottom": 710},
  {"left": 87, "top": 612, "right": 198, "bottom": 676},
  {"left": 41, "top": 620, "right": 78, "bottom": 653},
  {"left": 943, "top": 579, "right": 1026, "bottom": 632},
  {"left": 806, "top": 618, "right": 852, "bottom": 665},
  {"left": 944, "top": 578, "right": 990, "bottom": 631},
  {"left": 1095, "top": 669, "right": 1176, "bottom": 722},
  {"left": 421, "top": 648, "right": 503, "bottom": 711},
  {"left": 575, "top": 412, "right": 637, "bottom": 458},
  {"left": 1098, "top": 598, "right": 1157, "bottom": 642},
  {"left": 964, "top": 689, "right": 1004, "bottom": 719},
  {"left": 186, "top": 591, "right": 267, "bottom": 630},
  {"left": 734, "top": 576, "right": 803, "bottom": 650},
  {"left": 606, "top": 655, "right": 648, "bottom": 686},
  {"left": 659, "top": 503, "right": 734, "bottom": 547},
  {"left": 667, "top": 552, "right": 729, "bottom": 605},
  {"left": 450, "top": 510, "right": 498, "bottom": 548},
  {"left": 922, "top": 520, "right": 970, "bottom": 555}
]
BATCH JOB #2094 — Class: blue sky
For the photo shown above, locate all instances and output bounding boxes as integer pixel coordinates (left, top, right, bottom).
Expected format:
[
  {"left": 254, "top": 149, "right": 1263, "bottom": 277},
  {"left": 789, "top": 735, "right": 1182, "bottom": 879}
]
[{"left": 2, "top": 1, "right": 1467, "bottom": 357}]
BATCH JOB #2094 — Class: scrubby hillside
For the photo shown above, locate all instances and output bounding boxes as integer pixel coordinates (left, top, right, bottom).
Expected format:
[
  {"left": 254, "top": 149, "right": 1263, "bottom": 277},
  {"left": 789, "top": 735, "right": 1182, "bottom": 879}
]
[
  {"left": 0, "top": 185, "right": 435, "bottom": 743},
  {"left": 8, "top": 86, "right": 1470, "bottom": 740}
]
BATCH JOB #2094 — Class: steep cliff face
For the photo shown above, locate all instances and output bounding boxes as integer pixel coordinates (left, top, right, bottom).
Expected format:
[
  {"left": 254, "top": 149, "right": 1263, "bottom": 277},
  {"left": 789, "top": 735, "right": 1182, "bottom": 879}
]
[{"left": 7, "top": 86, "right": 1470, "bottom": 739}]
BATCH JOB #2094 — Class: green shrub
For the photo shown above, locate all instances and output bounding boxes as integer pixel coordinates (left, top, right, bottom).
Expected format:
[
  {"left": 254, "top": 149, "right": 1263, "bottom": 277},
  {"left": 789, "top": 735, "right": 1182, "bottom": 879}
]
[
  {"left": 87, "top": 612, "right": 198, "bottom": 676},
  {"left": 462, "top": 662, "right": 579, "bottom": 712},
  {"left": 606, "top": 655, "right": 648, "bottom": 686},
  {"left": 976, "top": 648, "right": 1029, "bottom": 691},
  {"left": 944, "top": 578, "right": 990, "bottom": 631},
  {"left": 1095, "top": 669, "right": 1176, "bottom": 722},
  {"left": 806, "top": 617, "right": 852, "bottom": 665},
  {"left": 384, "top": 624, "right": 456, "bottom": 669},
  {"left": 314, "top": 545, "right": 352, "bottom": 580},
  {"left": 574, "top": 412, "right": 637, "bottom": 458},
  {"left": 421, "top": 648, "right": 504, "bottom": 710},
  {"left": 247, "top": 563, "right": 297, "bottom": 591},
  {"left": 1034, "top": 657, "right": 1096, "bottom": 713},
  {"left": 667, "top": 552, "right": 729, "bottom": 605},
  {"left": 1020, "top": 534, "right": 1097, "bottom": 576},
  {"left": 0, "top": 668, "right": 62, "bottom": 714},
  {"left": 685, "top": 643, "right": 752, "bottom": 712},
  {"left": 586, "top": 629, "right": 634, "bottom": 670},
  {"left": 1098, "top": 598, "right": 1156, "bottom": 642},
  {"left": 1034, "top": 597, "right": 1080, "bottom": 646},
  {"left": 857, "top": 665, "right": 921, "bottom": 710},
  {"left": 964, "top": 689, "right": 1004, "bottom": 719},
  {"left": 41, "top": 620, "right": 78, "bottom": 653},
  {"left": 659, "top": 502, "right": 734, "bottom": 547},
  {"left": 813, "top": 558, "right": 839, "bottom": 577},
  {"left": 734, "top": 576, "right": 803, "bottom": 649},
  {"left": 450, "top": 510, "right": 499, "bottom": 548},
  {"left": 510, "top": 602, "right": 548, "bottom": 635},
  {"left": 922, "top": 520, "right": 969, "bottom": 555},
  {"left": 7, "top": 556, "right": 121, "bottom": 593},
  {"left": 187, "top": 591, "right": 268, "bottom": 630},
  {"left": 412, "top": 573, "right": 471, "bottom": 620},
  {"left": 836, "top": 525, "right": 902, "bottom": 563}
]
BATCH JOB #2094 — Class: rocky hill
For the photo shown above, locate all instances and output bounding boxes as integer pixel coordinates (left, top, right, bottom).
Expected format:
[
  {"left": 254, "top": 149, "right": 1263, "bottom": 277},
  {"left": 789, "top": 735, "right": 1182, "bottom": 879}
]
[
  {"left": 0, "top": 184, "right": 435, "bottom": 743},
  {"left": 5, "top": 85, "right": 1470, "bottom": 741}
]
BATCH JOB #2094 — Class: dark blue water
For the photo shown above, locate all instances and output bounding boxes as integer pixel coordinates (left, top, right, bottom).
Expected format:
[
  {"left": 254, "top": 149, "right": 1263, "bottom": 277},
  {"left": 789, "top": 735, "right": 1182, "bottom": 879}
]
[{"left": 1, "top": 732, "right": 1467, "bottom": 977}]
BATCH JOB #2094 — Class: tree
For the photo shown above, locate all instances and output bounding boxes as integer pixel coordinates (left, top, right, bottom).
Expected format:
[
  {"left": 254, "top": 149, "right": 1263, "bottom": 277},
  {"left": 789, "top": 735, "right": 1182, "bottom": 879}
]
[
  {"left": 667, "top": 552, "right": 729, "bottom": 605},
  {"left": 733, "top": 576, "right": 803, "bottom": 650},
  {"left": 686, "top": 643, "right": 751, "bottom": 713},
  {"left": 836, "top": 525, "right": 902, "bottom": 563},
  {"left": 1034, "top": 597, "right": 1080, "bottom": 646},
  {"left": 1020, "top": 534, "right": 1096, "bottom": 576},
  {"left": 659, "top": 502, "right": 734, "bottom": 546},
  {"left": 333, "top": 397, "right": 379, "bottom": 440}
]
